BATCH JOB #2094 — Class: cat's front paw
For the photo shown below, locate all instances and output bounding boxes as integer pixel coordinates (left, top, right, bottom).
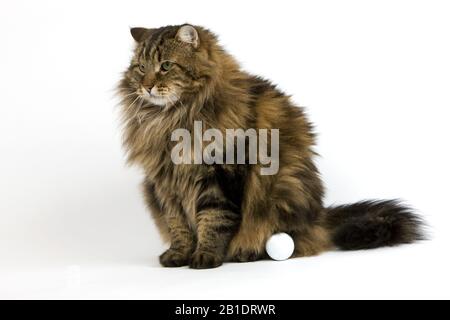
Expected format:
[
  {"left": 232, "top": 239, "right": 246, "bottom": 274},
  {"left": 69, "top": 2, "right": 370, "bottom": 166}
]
[
  {"left": 189, "top": 251, "right": 223, "bottom": 269},
  {"left": 159, "top": 248, "right": 190, "bottom": 267}
]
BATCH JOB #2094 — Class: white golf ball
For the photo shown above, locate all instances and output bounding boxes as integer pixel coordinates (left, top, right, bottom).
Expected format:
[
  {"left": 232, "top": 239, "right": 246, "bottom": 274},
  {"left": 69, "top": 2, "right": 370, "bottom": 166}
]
[{"left": 265, "top": 232, "right": 295, "bottom": 261}]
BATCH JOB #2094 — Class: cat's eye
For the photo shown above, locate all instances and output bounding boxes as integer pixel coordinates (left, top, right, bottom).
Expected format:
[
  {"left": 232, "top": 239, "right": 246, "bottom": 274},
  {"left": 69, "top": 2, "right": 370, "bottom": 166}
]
[
  {"left": 138, "top": 64, "right": 146, "bottom": 73},
  {"left": 161, "top": 61, "right": 173, "bottom": 72}
]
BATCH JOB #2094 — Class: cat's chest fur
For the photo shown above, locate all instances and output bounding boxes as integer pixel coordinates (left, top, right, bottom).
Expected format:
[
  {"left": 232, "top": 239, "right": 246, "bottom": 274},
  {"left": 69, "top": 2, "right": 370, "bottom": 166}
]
[
  {"left": 125, "top": 109, "right": 188, "bottom": 173},
  {"left": 125, "top": 108, "right": 211, "bottom": 227}
]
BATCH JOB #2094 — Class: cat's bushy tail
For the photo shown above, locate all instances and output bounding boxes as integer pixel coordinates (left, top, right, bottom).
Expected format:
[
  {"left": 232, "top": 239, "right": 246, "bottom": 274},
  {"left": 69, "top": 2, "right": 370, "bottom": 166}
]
[{"left": 325, "top": 200, "right": 425, "bottom": 250}]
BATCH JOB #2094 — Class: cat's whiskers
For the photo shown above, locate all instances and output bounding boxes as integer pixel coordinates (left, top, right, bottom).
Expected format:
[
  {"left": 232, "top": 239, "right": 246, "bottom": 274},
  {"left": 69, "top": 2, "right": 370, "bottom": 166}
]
[
  {"left": 119, "top": 92, "right": 138, "bottom": 107},
  {"left": 135, "top": 99, "right": 146, "bottom": 124},
  {"left": 125, "top": 95, "right": 141, "bottom": 114},
  {"left": 166, "top": 94, "right": 176, "bottom": 110},
  {"left": 122, "top": 92, "right": 137, "bottom": 99},
  {"left": 121, "top": 95, "right": 143, "bottom": 128}
]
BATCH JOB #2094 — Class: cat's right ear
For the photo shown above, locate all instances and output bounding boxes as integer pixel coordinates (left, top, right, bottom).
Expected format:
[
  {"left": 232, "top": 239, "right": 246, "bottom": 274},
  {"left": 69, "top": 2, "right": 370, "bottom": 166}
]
[{"left": 130, "top": 27, "right": 153, "bottom": 42}]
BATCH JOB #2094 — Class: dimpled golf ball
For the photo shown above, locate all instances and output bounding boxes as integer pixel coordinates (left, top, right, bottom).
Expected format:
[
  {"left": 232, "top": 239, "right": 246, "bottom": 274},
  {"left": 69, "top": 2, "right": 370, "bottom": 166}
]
[{"left": 265, "top": 232, "right": 295, "bottom": 261}]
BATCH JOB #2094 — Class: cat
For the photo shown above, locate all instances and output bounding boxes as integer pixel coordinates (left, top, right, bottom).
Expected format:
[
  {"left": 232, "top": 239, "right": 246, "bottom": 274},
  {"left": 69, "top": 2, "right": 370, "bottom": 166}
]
[{"left": 117, "top": 24, "right": 424, "bottom": 269}]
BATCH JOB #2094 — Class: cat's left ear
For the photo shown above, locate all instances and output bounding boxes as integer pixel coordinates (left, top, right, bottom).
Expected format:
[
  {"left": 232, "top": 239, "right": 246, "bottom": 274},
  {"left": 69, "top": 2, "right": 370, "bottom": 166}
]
[
  {"left": 176, "top": 25, "right": 199, "bottom": 48},
  {"left": 130, "top": 27, "right": 154, "bottom": 42}
]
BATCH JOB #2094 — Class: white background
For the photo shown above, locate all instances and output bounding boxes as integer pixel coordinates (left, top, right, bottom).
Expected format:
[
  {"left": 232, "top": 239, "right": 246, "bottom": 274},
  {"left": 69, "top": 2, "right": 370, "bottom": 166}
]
[{"left": 1, "top": 0, "right": 449, "bottom": 299}]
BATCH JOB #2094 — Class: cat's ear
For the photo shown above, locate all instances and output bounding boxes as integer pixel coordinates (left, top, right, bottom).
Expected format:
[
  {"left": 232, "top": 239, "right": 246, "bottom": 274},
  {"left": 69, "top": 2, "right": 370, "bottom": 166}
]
[
  {"left": 176, "top": 25, "right": 199, "bottom": 48},
  {"left": 130, "top": 27, "right": 153, "bottom": 42}
]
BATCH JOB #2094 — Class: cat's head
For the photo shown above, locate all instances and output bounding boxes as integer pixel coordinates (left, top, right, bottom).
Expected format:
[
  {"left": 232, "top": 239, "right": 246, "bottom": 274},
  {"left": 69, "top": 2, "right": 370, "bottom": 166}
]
[{"left": 121, "top": 24, "right": 219, "bottom": 108}]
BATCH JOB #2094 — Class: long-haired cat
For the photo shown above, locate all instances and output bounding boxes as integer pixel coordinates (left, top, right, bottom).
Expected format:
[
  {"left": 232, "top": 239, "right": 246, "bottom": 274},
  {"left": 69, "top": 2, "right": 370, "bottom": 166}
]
[{"left": 118, "top": 24, "right": 423, "bottom": 269}]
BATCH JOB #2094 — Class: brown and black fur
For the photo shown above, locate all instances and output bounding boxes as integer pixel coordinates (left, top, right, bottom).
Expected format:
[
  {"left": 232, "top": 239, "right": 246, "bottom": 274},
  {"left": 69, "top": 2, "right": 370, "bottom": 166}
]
[{"left": 118, "top": 24, "right": 424, "bottom": 269}]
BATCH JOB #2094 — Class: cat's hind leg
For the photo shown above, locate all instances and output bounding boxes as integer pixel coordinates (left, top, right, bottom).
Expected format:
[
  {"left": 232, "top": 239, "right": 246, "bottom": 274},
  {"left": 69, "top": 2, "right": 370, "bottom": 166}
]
[
  {"left": 227, "top": 221, "right": 272, "bottom": 262},
  {"left": 226, "top": 171, "right": 275, "bottom": 262}
]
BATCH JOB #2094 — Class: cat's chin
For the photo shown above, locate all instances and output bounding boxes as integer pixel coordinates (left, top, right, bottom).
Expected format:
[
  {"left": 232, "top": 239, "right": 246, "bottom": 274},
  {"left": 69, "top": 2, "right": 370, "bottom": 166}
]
[{"left": 146, "top": 94, "right": 178, "bottom": 107}]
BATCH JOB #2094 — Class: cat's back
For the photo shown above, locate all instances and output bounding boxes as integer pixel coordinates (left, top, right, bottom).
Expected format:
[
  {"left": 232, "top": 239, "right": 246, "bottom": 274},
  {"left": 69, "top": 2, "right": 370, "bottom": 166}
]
[{"left": 244, "top": 74, "right": 316, "bottom": 150}]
